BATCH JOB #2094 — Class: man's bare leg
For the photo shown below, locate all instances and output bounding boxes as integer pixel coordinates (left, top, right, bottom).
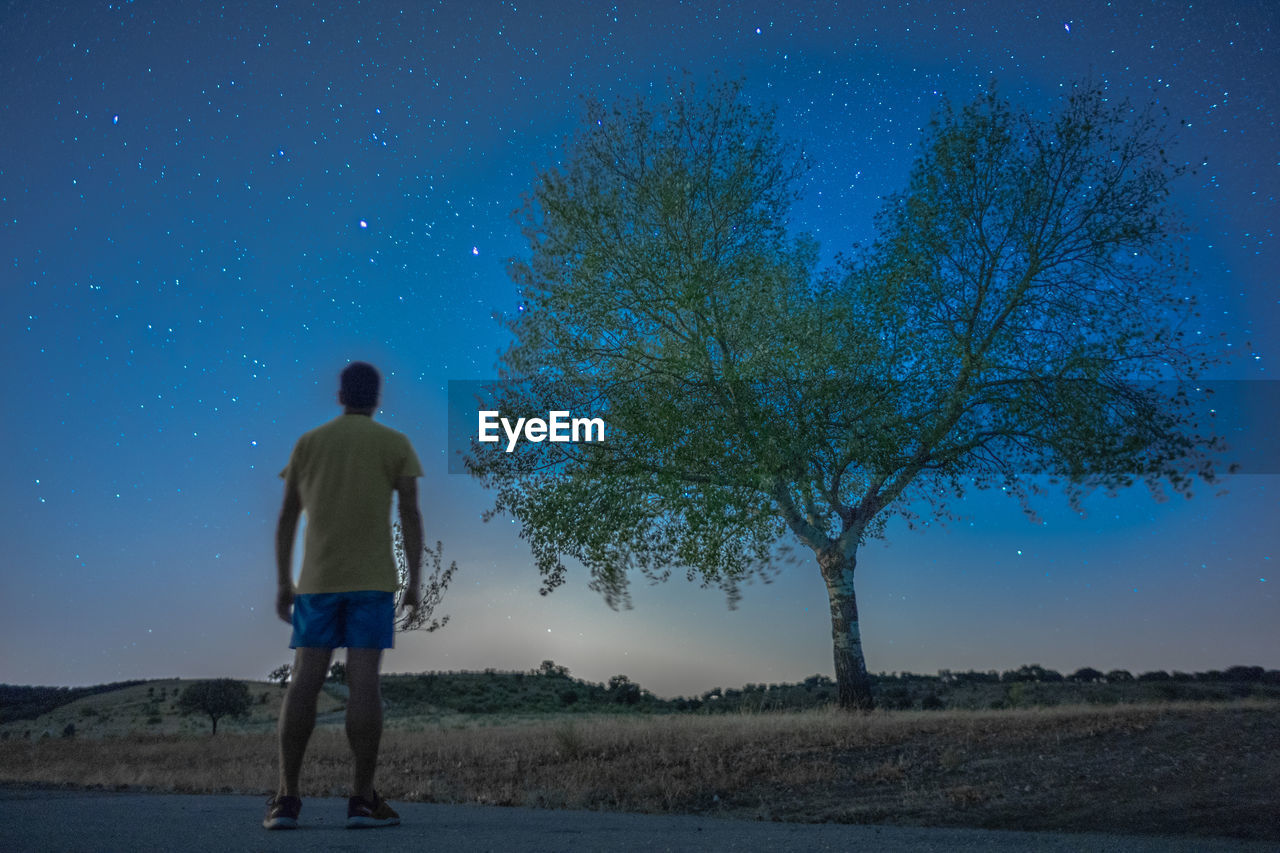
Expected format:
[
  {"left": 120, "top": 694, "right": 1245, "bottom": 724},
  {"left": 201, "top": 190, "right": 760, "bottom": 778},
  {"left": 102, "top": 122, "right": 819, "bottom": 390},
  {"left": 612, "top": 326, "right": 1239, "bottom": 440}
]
[
  {"left": 345, "top": 647, "right": 383, "bottom": 802},
  {"left": 277, "top": 647, "right": 333, "bottom": 798}
]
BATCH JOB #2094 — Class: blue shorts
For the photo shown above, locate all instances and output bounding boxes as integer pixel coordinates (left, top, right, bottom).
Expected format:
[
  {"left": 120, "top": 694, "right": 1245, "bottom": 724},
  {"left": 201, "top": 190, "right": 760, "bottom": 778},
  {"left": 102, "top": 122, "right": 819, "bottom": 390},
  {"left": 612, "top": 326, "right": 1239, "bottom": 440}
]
[{"left": 290, "top": 591, "right": 395, "bottom": 649}]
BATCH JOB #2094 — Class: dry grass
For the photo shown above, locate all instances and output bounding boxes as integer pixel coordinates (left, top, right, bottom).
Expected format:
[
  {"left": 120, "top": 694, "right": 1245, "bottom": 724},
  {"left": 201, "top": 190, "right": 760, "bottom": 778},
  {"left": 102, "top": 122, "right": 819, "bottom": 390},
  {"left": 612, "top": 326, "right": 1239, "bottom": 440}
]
[{"left": 2, "top": 701, "right": 1278, "bottom": 840}]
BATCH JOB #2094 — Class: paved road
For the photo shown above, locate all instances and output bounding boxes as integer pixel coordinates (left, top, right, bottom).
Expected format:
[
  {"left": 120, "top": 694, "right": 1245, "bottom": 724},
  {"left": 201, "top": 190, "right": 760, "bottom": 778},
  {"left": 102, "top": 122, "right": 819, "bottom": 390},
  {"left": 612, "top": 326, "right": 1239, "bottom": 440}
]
[{"left": 1, "top": 788, "right": 1273, "bottom": 852}]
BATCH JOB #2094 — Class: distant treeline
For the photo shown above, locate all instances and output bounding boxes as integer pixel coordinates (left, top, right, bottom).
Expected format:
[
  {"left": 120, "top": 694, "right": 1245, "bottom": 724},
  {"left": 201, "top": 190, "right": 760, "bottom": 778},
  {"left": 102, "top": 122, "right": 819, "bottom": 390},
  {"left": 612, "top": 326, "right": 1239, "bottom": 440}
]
[
  {"left": 0, "top": 681, "right": 149, "bottom": 724},
  {"left": 3, "top": 665, "right": 1278, "bottom": 723},
  {"left": 896, "top": 664, "right": 1278, "bottom": 685},
  {"left": 377, "top": 662, "right": 1280, "bottom": 715}
]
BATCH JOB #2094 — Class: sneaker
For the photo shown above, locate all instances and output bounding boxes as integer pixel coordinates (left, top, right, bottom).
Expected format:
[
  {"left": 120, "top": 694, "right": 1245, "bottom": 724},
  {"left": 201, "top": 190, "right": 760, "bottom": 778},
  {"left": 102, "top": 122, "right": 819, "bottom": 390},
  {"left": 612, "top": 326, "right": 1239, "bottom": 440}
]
[
  {"left": 263, "top": 794, "right": 301, "bottom": 830},
  {"left": 346, "top": 791, "right": 400, "bottom": 828}
]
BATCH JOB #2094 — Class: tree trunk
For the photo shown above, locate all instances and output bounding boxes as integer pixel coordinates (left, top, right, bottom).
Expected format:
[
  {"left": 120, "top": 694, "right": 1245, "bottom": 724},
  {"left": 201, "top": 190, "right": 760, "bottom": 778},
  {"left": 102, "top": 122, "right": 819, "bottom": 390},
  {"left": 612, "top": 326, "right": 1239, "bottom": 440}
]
[{"left": 820, "top": 548, "right": 875, "bottom": 710}]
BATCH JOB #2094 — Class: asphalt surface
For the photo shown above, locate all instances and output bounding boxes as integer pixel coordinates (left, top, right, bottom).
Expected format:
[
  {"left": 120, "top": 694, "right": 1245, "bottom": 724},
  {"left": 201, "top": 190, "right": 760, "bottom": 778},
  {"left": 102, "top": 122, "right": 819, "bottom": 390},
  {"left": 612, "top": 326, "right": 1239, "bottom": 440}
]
[{"left": 1, "top": 788, "right": 1274, "bottom": 852}]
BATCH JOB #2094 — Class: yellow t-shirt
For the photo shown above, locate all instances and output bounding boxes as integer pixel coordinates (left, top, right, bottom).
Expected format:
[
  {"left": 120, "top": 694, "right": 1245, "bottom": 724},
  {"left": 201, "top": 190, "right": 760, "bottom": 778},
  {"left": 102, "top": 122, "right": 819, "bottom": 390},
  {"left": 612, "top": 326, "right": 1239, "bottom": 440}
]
[{"left": 280, "top": 414, "right": 424, "bottom": 594}]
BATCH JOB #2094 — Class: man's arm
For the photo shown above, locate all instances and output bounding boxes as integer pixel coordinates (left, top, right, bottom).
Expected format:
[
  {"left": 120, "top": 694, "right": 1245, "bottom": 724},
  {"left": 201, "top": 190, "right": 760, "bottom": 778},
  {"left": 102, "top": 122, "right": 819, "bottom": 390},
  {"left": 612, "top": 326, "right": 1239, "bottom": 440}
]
[
  {"left": 396, "top": 475, "right": 423, "bottom": 612},
  {"left": 275, "top": 481, "right": 303, "bottom": 623}
]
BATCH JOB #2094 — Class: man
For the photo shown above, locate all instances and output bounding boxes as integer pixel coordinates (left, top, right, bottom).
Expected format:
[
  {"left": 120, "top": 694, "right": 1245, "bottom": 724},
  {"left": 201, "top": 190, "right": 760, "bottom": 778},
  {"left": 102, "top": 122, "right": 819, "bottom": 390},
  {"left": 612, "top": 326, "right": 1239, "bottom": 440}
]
[{"left": 264, "top": 361, "right": 424, "bottom": 830}]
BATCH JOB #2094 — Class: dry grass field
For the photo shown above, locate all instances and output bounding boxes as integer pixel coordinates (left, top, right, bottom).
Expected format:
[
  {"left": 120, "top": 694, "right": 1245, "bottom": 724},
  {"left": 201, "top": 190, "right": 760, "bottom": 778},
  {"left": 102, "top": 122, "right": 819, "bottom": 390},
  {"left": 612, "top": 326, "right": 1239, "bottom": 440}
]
[{"left": 2, "top": 697, "right": 1277, "bottom": 841}]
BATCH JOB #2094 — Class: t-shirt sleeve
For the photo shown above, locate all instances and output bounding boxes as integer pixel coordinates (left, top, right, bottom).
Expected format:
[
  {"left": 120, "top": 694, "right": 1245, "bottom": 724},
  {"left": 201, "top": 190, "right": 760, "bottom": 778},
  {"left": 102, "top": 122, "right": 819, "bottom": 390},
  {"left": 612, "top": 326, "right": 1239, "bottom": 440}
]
[
  {"left": 280, "top": 439, "right": 303, "bottom": 482},
  {"left": 400, "top": 436, "right": 424, "bottom": 479}
]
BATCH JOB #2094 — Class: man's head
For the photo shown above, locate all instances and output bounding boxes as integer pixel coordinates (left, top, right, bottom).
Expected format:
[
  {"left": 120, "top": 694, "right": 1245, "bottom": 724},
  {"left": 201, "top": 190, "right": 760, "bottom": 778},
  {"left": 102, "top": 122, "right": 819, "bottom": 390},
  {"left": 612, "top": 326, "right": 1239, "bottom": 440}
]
[{"left": 339, "top": 361, "right": 381, "bottom": 412}]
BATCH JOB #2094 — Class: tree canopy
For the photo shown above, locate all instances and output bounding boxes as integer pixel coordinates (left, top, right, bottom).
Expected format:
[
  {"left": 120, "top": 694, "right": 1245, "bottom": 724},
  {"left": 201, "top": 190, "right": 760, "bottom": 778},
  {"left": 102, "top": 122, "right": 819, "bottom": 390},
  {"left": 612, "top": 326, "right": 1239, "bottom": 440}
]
[
  {"left": 467, "top": 78, "right": 1227, "bottom": 709},
  {"left": 177, "top": 678, "right": 251, "bottom": 735}
]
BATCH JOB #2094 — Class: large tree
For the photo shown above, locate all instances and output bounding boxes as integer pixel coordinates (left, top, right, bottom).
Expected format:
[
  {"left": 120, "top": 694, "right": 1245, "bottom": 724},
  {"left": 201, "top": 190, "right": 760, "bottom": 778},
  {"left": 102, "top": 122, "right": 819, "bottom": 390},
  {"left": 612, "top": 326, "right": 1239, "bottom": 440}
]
[{"left": 468, "top": 79, "right": 1226, "bottom": 710}]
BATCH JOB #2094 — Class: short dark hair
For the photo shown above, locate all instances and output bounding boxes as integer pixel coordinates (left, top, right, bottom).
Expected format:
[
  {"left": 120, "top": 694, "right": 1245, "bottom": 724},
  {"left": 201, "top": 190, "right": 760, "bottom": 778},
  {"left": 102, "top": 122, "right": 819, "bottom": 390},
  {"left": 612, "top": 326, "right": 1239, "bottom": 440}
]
[{"left": 339, "top": 361, "right": 381, "bottom": 409}]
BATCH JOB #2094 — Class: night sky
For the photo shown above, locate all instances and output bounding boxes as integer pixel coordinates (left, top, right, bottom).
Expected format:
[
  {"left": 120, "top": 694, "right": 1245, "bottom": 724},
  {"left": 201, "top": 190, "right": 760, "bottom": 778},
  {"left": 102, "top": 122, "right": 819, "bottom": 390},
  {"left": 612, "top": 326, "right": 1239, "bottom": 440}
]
[{"left": 2, "top": 1, "right": 1275, "bottom": 698}]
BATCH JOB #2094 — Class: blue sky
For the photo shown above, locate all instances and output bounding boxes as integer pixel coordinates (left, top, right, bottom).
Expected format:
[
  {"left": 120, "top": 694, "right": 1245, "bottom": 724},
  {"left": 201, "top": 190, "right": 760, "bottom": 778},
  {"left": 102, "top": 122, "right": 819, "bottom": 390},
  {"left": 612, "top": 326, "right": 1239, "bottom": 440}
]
[{"left": 1, "top": 0, "right": 1275, "bottom": 696}]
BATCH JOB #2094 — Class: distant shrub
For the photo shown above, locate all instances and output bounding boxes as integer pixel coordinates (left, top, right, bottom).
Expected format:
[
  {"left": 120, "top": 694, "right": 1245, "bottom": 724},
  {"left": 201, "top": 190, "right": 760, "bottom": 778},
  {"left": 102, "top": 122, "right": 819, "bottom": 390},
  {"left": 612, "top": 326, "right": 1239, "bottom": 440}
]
[
  {"left": 1003, "top": 664, "right": 1062, "bottom": 683},
  {"left": 1224, "top": 666, "right": 1264, "bottom": 683},
  {"left": 62, "top": 723, "right": 76, "bottom": 738},
  {"left": 538, "top": 660, "right": 570, "bottom": 678},
  {"left": 880, "top": 687, "right": 913, "bottom": 710},
  {"left": 268, "top": 665, "right": 292, "bottom": 689},
  {"left": 1069, "top": 668, "right": 1105, "bottom": 683},
  {"left": 608, "top": 675, "right": 641, "bottom": 705}
]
